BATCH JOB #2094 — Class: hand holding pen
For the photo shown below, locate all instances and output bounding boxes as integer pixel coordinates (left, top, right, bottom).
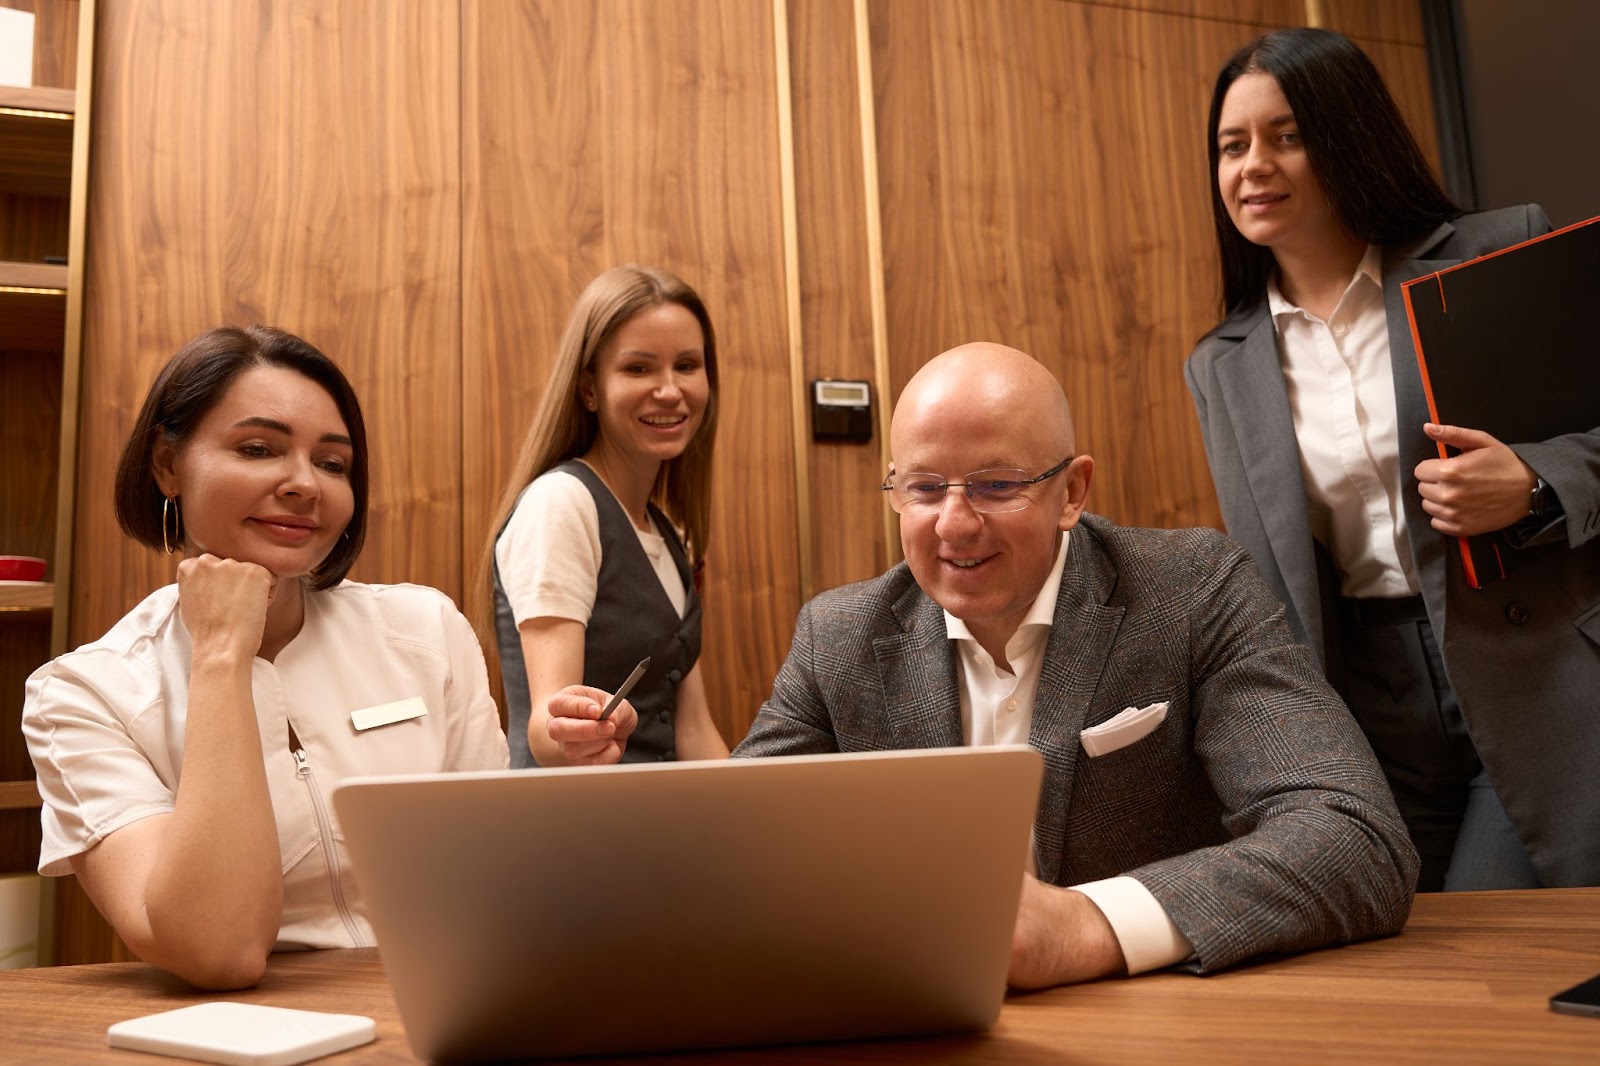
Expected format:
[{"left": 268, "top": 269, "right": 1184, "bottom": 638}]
[
  {"left": 599, "top": 657, "right": 650, "bottom": 722},
  {"left": 544, "top": 657, "right": 650, "bottom": 766}
]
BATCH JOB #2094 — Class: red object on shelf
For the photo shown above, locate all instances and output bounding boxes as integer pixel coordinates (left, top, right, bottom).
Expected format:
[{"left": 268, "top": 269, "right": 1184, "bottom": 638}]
[{"left": 0, "top": 556, "right": 47, "bottom": 581}]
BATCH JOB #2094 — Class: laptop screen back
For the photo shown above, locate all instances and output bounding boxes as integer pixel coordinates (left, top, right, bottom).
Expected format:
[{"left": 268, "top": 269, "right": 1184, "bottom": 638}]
[{"left": 333, "top": 746, "right": 1042, "bottom": 1061}]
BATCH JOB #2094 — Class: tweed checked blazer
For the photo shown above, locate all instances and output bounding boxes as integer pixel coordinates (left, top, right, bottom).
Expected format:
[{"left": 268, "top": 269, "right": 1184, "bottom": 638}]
[
  {"left": 1185, "top": 206, "right": 1600, "bottom": 886},
  {"left": 736, "top": 513, "right": 1417, "bottom": 973}
]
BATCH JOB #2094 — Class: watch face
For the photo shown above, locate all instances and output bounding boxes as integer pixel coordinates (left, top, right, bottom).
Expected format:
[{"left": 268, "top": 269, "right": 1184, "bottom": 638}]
[{"left": 1530, "top": 477, "right": 1556, "bottom": 518}]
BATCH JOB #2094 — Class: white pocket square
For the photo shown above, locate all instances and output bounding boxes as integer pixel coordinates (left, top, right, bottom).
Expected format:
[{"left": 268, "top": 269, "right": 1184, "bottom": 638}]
[{"left": 1079, "top": 701, "right": 1169, "bottom": 757}]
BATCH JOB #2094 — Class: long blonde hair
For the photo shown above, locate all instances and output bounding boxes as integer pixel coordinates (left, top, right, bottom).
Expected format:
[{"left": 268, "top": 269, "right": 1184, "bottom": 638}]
[{"left": 479, "top": 266, "right": 719, "bottom": 608}]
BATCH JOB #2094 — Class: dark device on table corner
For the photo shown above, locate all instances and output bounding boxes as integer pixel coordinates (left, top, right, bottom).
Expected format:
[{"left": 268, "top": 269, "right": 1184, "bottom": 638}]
[{"left": 1550, "top": 972, "right": 1600, "bottom": 1018}]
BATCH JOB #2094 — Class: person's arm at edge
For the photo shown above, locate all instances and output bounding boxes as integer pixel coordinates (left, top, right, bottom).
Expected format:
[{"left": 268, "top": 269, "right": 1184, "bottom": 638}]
[
  {"left": 1007, "top": 875, "right": 1126, "bottom": 990},
  {"left": 67, "top": 628, "right": 282, "bottom": 987},
  {"left": 520, "top": 616, "right": 588, "bottom": 767},
  {"left": 1132, "top": 535, "right": 1416, "bottom": 974}
]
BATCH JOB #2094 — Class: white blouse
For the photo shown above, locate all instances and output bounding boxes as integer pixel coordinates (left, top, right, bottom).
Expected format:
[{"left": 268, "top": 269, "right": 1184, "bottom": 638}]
[{"left": 23, "top": 580, "right": 509, "bottom": 949}]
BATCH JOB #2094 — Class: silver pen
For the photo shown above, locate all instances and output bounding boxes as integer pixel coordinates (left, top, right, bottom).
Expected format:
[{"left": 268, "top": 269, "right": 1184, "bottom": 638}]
[{"left": 598, "top": 657, "right": 651, "bottom": 722}]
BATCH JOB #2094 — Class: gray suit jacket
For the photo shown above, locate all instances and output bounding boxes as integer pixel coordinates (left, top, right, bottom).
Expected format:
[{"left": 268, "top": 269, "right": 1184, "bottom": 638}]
[
  {"left": 1185, "top": 206, "right": 1600, "bottom": 886},
  {"left": 736, "top": 514, "right": 1417, "bottom": 973}
]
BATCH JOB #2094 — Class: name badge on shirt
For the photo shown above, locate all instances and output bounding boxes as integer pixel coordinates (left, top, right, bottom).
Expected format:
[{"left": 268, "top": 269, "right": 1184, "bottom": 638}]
[{"left": 350, "top": 696, "right": 428, "bottom": 732}]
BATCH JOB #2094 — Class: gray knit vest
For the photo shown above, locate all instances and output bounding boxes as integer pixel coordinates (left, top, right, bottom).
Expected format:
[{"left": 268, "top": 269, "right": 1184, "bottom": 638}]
[{"left": 493, "top": 460, "right": 701, "bottom": 766}]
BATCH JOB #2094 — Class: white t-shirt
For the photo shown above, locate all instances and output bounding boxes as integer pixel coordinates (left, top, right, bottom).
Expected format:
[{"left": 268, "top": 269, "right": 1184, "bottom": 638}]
[
  {"left": 23, "top": 580, "right": 509, "bottom": 950},
  {"left": 495, "top": 467, "right": 688, "bottom": 628}
]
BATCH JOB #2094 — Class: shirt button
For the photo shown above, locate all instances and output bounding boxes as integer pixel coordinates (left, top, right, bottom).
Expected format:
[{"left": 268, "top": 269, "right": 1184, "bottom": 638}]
[
  {"left": 1331, "top": 322, "right": 1347, "bottom": 336},
  {"left": 661, "top": 751, "right": 676, "bottom": 762},
  {"left": 1005, "top": 699, "right": 1018, "bottom": 712},
  {"left": 658, "top": 710, "right": 671, "bottom": 724},
  {"left": 667, "top": 668, "right": 683, "bottom": 684},
  {"left": 1505, "top": 603, "right": 1531, "bottom": 625},
  {"left": 677, "top": 628, "right": 689, "bottom": 643}
]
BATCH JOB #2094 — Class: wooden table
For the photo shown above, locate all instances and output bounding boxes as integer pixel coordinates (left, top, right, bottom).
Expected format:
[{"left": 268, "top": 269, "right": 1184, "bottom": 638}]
[{"left": 2, "top": 890, "right": 1597, "bottom": 1064}]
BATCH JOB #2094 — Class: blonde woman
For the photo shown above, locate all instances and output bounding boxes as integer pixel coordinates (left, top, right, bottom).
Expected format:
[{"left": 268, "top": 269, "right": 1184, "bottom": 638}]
[{"left": 487, "top": 266, "right": 727, "bottom": 766}]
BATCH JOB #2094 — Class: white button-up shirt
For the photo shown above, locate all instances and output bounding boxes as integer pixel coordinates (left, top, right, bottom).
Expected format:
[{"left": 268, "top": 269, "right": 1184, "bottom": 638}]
[{"left": 1270, "top": 245, "right": 1419, "bottom": 598}]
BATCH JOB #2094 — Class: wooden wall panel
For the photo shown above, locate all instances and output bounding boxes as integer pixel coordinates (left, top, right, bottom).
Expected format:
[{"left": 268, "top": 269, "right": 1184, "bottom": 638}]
[
  {"left": 788, "top": 0, "right": 887, "bottom": 593},
  {"left": 54, "top": 0, "right": 1444, "bottom": 962},
  {"left": 1323, "top": 0, "right": 1426, "bottom": 45},
  {"left": 462, "top": 0, "right": 800, "bottom": 744},
  {"left": 1053, "top": 0, "right": 1303, "bottom": 22},
  {"left": 73, "top": 0, "right": 463, "bottom": 646},
  {"left": 868, "top": 0, "right": 1271, "bottom": 532}
]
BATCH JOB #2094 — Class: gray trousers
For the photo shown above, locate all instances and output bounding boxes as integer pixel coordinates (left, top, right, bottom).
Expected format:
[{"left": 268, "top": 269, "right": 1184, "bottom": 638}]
[{"left": 1335, "top": 596, "right": 1541, "bottom": 892}]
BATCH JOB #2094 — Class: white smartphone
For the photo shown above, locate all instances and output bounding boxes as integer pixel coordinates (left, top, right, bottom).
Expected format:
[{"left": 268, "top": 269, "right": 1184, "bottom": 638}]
[
  {"left": 107, "top": 1001, "right": 376, "bottom": 1066},
  {"left": 1550, "top": 972, "right": 1600, "bottom": 1019}
]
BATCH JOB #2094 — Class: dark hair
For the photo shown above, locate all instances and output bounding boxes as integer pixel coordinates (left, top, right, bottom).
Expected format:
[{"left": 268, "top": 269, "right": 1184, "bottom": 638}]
[
  {"left": 1207, "top": 27, "right": 1460, "bottom": 315},
  {"left": 113, "top": 325, "right": 369, "bottom": 590}
]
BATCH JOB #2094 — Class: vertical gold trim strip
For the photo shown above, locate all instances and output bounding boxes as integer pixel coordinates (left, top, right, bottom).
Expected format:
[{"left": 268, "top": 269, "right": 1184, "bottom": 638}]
[
  {"left": 773, "top": 0, "right": 815, "bottom": 602},
  {"left": 42, "top": 0, "right": 97, "bottom": 972},
  {"left": 852, "top": 0, "right": 896, "bottom": 566},
  {"left": 1304, "top": 0, "right": 1325, "bottom": 28},
  {"left": 52, "top": 0, "right": 96, "bottom": 659}
]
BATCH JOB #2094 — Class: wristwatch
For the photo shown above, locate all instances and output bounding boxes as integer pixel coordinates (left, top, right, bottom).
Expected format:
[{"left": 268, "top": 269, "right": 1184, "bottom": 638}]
[
  {"left": 1506, "top": 476, "right": 1565, "bottom": 549},
  {"left": 1528, "top": 476, "right": 1559, "bottom": 520}
]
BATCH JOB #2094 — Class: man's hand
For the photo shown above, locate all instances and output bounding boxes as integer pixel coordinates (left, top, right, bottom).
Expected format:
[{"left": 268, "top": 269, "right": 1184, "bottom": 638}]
[
  {"left": 545, "top": 685, "right": 637, "bottom": 765},
  {"left": 1007, "top": 874, "right": 1125, "bottom": 990},
  {"left": 1414, "top": 423, "right": 1538, "bottom": 537}
]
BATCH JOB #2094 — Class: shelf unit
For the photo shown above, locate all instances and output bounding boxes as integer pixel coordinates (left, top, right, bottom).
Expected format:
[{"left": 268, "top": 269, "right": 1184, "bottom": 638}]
[{"left": 1, "top": 0, "right": 95, "bottom": 968}]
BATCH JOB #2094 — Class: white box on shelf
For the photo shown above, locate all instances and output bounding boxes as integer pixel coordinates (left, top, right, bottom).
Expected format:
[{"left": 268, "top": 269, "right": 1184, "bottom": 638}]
[{"left": 0, "top": 7, "right": 35, "bottom": 88}]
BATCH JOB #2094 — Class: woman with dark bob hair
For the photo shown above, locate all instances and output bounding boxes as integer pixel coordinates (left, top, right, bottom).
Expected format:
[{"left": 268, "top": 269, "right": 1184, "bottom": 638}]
[
  {"left": 1186, "top": 28, "right": 1600, "bottom": 891},
  {"left": 484, "top": 265, "right": 726, "bottom": 767},
  {"left": 24, "top": 325, "right": 507, "bottom": 989}
]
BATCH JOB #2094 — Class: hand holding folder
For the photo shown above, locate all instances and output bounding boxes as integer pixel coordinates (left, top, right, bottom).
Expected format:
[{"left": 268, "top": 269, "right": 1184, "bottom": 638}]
[{"left": 1402, "top": 215, "right": 1600, "bottom": 587}]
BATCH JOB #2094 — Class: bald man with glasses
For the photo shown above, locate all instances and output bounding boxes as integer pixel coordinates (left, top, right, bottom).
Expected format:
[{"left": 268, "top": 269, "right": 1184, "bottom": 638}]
[{"left": 549, "top": 343, "right": 1417, "bottom": 989}]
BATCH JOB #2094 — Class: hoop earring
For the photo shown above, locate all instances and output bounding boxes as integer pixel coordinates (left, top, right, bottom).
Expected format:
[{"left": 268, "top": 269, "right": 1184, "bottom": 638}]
[{"left": 162, "top": 495, "right": 181, "bottom": 555}]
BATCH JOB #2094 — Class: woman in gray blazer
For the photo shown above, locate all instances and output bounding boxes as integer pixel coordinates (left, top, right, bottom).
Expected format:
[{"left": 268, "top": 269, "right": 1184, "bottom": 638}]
[{"left": 1185, "top": 28, "right": 1600, "bottom": 891}]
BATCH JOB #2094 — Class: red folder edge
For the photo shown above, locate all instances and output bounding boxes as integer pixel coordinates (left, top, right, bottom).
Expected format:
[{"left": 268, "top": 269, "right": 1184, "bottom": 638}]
[
  {"left": 1402, "top": 277, "right": 1490, "bottom": 588},
  {"left": 1401, "top": 214, "right": 1600, "bottom": 589}
]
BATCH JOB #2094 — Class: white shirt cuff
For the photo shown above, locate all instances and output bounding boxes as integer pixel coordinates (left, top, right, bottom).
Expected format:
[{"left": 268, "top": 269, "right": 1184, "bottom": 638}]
[{"left": 1071, "top": 876, "right": 1192, "bottom": 974}]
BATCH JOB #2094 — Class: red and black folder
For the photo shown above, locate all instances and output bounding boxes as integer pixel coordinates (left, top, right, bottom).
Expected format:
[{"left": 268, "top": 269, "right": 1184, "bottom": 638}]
[{"left": 1402, "top": 215, "right": 1600, "bottom": 588}]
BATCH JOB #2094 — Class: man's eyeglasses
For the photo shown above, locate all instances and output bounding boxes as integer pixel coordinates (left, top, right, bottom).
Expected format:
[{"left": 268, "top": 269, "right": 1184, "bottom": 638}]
[{"left": 881, "top": 457, "right": 1073, "bottom": 515}]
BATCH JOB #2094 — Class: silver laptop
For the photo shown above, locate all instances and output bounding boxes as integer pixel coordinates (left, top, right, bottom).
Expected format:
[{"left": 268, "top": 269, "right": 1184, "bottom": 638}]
[{"left": 332, "top": 746, "right": 1042, "bottom": 1061}]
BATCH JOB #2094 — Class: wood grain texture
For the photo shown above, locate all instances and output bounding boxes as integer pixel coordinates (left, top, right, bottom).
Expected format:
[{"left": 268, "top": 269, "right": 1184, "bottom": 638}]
[
  {"left": 462, "top": 0, "right": 801, "bottom": 744},
  {"left": 0, "top": 289, "right": 65, "bottom": 349},
  {"left": 1046, "top": 0, "right": 1306, "bottom": 23},
  {"left": 0, "top": 110, "right": 74, "bottom": 198},
  {"left": 869, "top": 0, "right": 1265, "bottom": 532},
  {"left": 73, "top": 0, "right": 464, "bottom": 648},
  {"left": 788, "top": 0, "right": 888, "bottom": 592},
  {"left": 2, "top": 890, "right": 1598, "bottom": 1063},
  {"left": 0, "top": 193, "right": 70, "bottom": 260},
  {"left": 0, "top": 348, "right": 61, "bottom": 559},
  {"left": 0, "top": 583, "right": 52, "bottom": 610},
  {"left": 1323, "top": 0, "right": 1426, "bottom": 45}
]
